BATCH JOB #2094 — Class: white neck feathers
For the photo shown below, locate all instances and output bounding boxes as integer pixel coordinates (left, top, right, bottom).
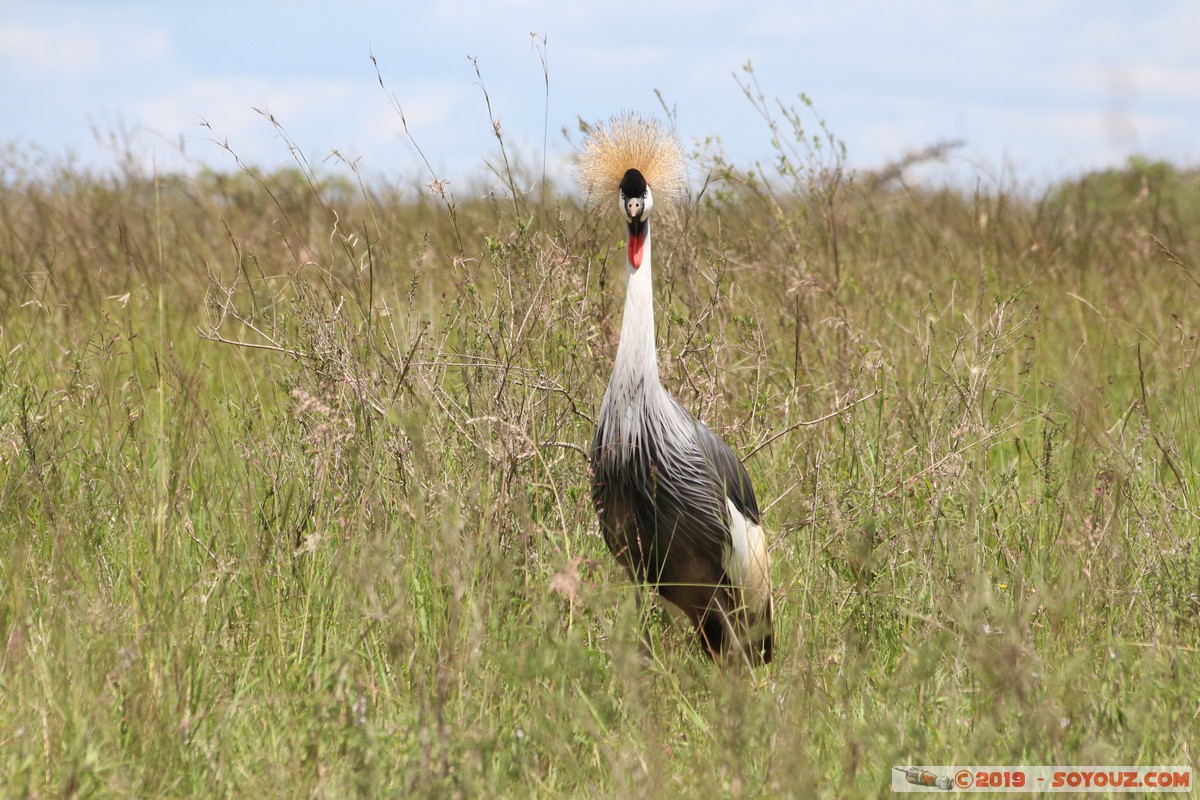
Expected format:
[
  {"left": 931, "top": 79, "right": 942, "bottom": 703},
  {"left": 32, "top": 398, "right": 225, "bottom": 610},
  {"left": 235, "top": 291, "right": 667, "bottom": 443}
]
[{"left": 610, "top": 228, "right": 659, "bottom": 394}]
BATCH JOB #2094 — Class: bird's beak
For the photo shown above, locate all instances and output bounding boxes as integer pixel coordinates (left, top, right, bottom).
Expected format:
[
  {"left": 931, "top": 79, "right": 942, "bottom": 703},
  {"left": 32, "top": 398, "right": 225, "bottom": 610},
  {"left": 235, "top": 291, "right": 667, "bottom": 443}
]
[{"left": 627, "top": 216, "right": 646, "bottom": 269}]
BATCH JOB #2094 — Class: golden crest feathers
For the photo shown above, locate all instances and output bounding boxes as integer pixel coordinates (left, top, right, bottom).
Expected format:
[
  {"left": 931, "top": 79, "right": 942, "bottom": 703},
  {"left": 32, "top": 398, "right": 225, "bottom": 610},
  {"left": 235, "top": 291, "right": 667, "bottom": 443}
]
[{"left": 576, "top": 113, "right": 687, "bottom": 199}]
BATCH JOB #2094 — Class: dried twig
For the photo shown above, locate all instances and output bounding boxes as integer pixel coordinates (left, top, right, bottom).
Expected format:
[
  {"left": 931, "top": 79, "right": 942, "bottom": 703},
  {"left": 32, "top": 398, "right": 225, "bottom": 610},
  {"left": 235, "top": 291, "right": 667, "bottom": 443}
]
[{"left": 743, "top": 389, "right": 880, "bottom": 461}]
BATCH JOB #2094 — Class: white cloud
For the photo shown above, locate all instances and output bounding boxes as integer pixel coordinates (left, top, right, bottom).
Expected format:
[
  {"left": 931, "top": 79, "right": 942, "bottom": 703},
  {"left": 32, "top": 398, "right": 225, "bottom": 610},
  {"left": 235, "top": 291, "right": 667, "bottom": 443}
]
[
  {"left": 1084, "top": 64, "right": 1200, "bottom": 106},
  {"left": 0, "top": 20, "right": 171, "bottom": 82},
  {"left": 365, "top": 82, "right": 465, "bottom": 134},
  {"left": 124, "top": 28, "right": 172, "bottom": 64},
  {"left": 565, "top": 44, "right": 673, "bottom": 78},
  {"left": 121, "top": 75, "right": 474, "bottom": 178},
  {"left": 129, "top": 77, "right": 362, "bottom": 164},
  {"left": 0, "top": 22, "right": 104, "bottom": 79},
  {"left": 3, "top": 1, "right": 1196, "bottom": 183}
]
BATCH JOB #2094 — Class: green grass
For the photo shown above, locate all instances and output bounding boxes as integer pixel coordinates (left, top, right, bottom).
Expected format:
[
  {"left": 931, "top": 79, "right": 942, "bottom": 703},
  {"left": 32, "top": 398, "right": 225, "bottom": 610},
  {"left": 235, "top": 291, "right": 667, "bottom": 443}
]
[{"left": 2, "top": 111, "right": 1199, "bottom": 798}]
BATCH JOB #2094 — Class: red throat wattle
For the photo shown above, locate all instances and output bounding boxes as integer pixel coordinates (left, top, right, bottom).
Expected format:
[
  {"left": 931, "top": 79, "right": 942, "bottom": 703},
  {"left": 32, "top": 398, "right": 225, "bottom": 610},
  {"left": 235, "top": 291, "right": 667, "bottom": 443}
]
[{"left": 628, "top": 231, "right": 645, "bottom": 269}]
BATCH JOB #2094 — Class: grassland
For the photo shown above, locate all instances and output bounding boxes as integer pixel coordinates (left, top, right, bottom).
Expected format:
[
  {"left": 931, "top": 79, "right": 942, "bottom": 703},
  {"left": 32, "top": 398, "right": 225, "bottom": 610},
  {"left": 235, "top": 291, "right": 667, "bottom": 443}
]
[{"left": 1, "top": 107, "right": 1199, "bottom": 798}]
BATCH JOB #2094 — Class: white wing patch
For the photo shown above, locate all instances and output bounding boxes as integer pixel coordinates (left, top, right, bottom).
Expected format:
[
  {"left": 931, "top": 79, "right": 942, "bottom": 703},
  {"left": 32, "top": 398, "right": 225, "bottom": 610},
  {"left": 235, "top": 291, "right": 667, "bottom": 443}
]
[{"left": 722, "top": 498, "right": 772, "bottom": 613}]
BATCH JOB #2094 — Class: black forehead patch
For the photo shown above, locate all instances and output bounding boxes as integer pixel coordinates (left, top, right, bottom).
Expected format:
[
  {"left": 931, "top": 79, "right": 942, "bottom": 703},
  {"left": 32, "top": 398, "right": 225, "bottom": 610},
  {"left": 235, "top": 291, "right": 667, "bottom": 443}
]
[{"left": 620, "top": 168, "right": 647, "bottom": 197}]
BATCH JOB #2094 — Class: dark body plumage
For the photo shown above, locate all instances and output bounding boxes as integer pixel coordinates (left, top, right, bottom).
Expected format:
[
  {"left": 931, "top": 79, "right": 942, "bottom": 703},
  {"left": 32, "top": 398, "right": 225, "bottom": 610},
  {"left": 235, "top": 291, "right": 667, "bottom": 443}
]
[{"left": 591, "top": 386, "right": 773, "bottom": 662}]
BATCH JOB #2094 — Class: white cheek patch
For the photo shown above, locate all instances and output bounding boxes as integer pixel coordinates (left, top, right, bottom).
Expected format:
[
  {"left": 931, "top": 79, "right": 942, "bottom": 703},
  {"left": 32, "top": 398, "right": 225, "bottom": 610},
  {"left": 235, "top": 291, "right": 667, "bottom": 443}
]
[{"left": 722, "top": 498, "right": 771, "bottom": 610}]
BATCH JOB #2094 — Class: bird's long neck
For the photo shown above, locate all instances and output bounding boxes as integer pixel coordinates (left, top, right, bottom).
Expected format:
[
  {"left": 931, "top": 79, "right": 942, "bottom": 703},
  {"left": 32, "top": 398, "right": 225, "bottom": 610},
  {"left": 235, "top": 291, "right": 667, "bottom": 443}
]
[{"left": 611, "top": 225, "right": 660, "bottom": 395}]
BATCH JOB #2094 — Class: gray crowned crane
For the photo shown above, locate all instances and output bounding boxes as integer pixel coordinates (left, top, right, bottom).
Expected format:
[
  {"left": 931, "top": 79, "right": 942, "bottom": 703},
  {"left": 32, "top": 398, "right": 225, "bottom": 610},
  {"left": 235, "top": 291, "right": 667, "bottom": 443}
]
[{"left": 579, "top": 115, "right": 774, "bottom": 664}]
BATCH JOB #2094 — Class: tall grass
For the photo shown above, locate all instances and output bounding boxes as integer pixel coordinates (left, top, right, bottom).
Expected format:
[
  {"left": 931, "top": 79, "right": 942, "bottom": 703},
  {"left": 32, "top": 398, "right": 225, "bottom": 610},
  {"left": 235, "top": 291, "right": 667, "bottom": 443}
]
[{"left": 1, "top": 87, "right": 1198, "bottom": 797}]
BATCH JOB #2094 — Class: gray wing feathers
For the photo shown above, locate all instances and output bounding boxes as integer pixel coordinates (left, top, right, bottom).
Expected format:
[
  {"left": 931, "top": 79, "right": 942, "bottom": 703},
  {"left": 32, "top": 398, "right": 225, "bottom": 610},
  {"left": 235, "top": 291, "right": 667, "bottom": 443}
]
[{"left": 590, "top": 390, "right": 755, "bottom": 575}]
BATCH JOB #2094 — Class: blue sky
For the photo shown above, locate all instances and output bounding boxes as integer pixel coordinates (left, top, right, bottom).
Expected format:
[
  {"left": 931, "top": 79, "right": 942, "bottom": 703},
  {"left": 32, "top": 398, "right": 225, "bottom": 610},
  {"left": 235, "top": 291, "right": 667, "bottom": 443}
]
[{"left": 3, "top": 1, "right": 1197, "bottom": 190}]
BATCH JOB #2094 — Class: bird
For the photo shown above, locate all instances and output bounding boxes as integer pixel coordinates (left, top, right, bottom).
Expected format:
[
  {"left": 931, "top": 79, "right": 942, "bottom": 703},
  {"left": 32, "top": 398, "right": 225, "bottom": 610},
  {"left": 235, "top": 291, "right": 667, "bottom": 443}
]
[{"left": 578, "top": 114, "right": 774, "bottom": 664}]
